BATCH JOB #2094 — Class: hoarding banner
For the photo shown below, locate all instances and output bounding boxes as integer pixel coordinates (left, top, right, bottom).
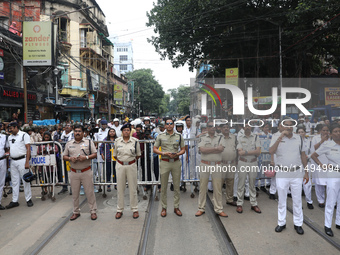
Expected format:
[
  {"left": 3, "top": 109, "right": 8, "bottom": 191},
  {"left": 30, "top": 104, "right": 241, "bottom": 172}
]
[
  {"left": 88, "top": 94, "right": 95, "bottom": 109},
  {"left": 225, "top": 68, "right": 239, "bottom": 86},
  {"left": 23, "top": 22, "right": 52, "bottom": 66},
  {"left": 325, "top": 87, "right": 340, "bottom": 107},
  {"left": 114, "top": 84, "right": 123, "bottom": 101}
]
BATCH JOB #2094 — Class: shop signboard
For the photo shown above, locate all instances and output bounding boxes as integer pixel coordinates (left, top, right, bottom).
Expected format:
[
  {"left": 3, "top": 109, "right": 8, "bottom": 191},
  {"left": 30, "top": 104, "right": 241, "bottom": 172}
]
[{"left": 23, "top": 21, "right": 53, "bottom": 66}]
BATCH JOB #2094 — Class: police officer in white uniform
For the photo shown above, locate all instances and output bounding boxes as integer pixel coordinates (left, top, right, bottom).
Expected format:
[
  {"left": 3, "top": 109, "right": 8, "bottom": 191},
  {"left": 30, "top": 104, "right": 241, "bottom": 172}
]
[
  {"left": 269, "top": 119, "right": 309, "bottom": 235},
  {"left": 311, "top": 123, "right": 340, "bottom": 237},
  {"left": 6, "top": 122, "right": 33, "bottom": 209},
  {"left": 94, "top": 120, "right": 109, "bottom": 182},
  {"left": 0, "top": 125, "right": 9, "bottom": 210}
]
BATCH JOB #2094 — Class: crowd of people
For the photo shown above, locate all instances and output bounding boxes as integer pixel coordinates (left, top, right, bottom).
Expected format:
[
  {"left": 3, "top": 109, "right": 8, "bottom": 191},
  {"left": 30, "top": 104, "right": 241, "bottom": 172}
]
[{"left": 0, "top": 114, "right": 339, "bottom": 237}]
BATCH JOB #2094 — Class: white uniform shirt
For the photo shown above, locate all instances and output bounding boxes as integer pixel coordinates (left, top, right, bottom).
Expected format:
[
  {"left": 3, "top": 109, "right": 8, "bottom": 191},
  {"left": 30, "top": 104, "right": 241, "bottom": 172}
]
[
  {"left": 269, "top": 133, "right": 307, "bottom": 167},
  {"left": 8, "top": 131, "right": 30, "bottom": 158},
  {"left": 316, "top": 140, "right": 340, "bottom": 167},
  {"left": 113, "top": 125, "right": 122, "bottom": 137},
  {"left": 60, "top": 130, "right": 74, "bottom": 142},
  {"left": 0, "top": 134, "right": 9, "bottom": 157},
  {"left": 95, "top": 128, "right": 109, "bottom": 142}
]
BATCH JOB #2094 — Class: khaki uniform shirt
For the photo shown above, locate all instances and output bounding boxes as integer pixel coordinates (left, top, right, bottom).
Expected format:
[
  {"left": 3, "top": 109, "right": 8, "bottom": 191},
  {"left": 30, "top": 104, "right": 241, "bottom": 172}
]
[
  {"left": 198, "top": 133, "right": 224, "bottom": 162},
  {"left": 64, "top": 138, "right": 97, "bottom": 170},
  {"left": 236, "top": 133, "right": 260, "bottom": 161},
  {"left": 154, "top": 131, "right": 185, "bottom": 159},
  {"left": 221, "top": 134, "right": 237, "bottom": 162},
  {"left": 113, "top": 137, "right": 141, "bottom": 162}
]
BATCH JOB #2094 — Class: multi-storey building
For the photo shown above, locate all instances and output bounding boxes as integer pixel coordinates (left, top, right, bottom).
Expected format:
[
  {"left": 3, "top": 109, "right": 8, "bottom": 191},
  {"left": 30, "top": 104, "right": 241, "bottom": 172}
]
[{"left": 113, "top": 41, "right": 134, "bottom": 74}]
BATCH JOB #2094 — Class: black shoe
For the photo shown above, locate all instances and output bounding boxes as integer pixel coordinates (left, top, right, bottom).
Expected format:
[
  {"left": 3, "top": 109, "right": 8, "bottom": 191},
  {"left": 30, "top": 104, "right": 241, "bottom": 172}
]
[
  {"left": 260, "top": 186, "right": 267, "bottom": 193},
  {"left": 233, "top": 196, "right": 237, "bottom": 201},
  {"left": 307, "top": 203, "right": 314, "bottom": 210},
  {"left": 336, "top": 224, "right": 340, "bottom": 229},
  {"left": 244, "top": 196, "right": 250, "bottom": 201},
  {"left": 269, "top": 194, "right": 276, "bottom": 200},
  {"left": 19, "top": 187, "right": 24, "bottom": 192},
  {"left": 0, "top": 204, "right": 5, "bottom": 210},
  {"left": 208, "top": 189, "right": 213, "bottom": 193},
  {"left": 7, "top": 188, "right": 12, "bottom": 194},
  {"left": 6, "top": 201, "right": 19, "bottom": 209},
  {"left": 275, "top": 224, "right": 286, "bottom": 232},
  {"left": 294, "top": 225, "right": 304, "bottom": 235},
  {"left": 325, "top": 227, "right": 334, "bottom": 237},
  {"left": 287, "top": 193, "right": 292, "bottom": 198},
  {"left": 319, "top": 203, "right": 325, "bottom": 208},
  {"left": 27, "top": 199, "right": 34, "bottom": 207},
  {"left": 170, "top": 183, "right": 174, "bottom": 191},
  {"left": 58, "top": 188, "right": 68, "bottom": 195},
  {"left": 222, "top": 183, "right": 226, "bottom": 189},
  {"left": 256, "top": 187, "right": 260, "bottom": 192}
]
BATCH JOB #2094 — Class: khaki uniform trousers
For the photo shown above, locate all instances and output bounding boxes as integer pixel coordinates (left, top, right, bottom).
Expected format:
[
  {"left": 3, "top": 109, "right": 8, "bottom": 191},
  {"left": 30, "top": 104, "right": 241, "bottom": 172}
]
[
  {"left": 237, "top": 161, "right": 258, "bottom": 206},
  {"left": 222, "top": 163, "right": 236, "bottom": 203},
  {"left": 198, "top": 163, "right": 223, "bottom": 214},
  {"left": 70, "top": 170, "right": 97, "bottom": 214},
  {"left": 160, "top": 159, "right": 181, "bottom": 209},
  {"left": 116, "top": 163, "right": 138, "bottom": 213}
]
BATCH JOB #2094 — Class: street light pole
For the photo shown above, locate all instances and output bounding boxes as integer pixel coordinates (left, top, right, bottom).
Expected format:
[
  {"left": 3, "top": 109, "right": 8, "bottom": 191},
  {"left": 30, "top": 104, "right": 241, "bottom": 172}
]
[
  {"left": 279, "top": 25, "right": 283, "bottom": 94},
  {"left": 53, "top": 68, "right": 59, "bottom": 105}
]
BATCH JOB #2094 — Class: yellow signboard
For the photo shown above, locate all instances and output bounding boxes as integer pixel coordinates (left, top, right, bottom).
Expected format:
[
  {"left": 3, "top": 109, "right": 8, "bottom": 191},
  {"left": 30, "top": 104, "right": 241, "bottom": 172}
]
[
  {"left": 23, "top": 22, "right": 53, "bottom": 66},
  {"left": 325, "top": 87, "right": 340, "bottom": 107},
  {"left": 225, "top": 68, "right": 239, "bottom": 86},
  {"left": 114, "top": 84, "right": 123, "bottom": 101}
]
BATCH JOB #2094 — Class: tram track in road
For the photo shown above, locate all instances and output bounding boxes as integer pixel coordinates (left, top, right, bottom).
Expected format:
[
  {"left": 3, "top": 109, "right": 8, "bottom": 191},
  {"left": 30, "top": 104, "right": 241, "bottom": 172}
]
[
  {"left": 261, "top": 189, "right": 340, "bottom": 251},
  {"left": 137, "top": 185, "right": 238, "bottom": 255},
  {"left": 30, "top": 198, "right": 88, "bottom": 255}
]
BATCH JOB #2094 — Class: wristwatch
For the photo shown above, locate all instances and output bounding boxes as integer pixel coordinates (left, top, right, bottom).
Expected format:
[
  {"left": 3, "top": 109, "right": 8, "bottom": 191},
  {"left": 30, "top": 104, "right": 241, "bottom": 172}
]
[{"left": 86, "top": 156, "right": 89, "bottom": 160}]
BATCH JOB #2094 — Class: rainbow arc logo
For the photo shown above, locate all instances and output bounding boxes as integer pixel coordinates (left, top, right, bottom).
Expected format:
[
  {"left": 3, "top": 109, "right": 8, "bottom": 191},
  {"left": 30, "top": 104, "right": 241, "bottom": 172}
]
[{"left": 198, "top": 82, "right": 222, "bottom": 106}]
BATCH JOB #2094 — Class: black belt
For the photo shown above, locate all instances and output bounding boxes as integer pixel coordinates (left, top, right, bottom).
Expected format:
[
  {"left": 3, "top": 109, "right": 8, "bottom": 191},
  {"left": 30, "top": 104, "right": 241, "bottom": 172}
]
[{"left": 11, "top": 155, "right": 26, "bottom": 161}]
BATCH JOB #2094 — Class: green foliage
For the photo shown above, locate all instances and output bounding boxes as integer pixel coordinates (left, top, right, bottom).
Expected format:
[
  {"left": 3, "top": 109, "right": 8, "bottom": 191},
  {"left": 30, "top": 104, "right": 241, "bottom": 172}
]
[
  {"left": 167, "top": 85, "right": 191, "bottom": 116},
  {"left": 147, "top": 0, "right": 340, "bottom": 77},
  {"left": 125, "top": 69, "right": 165, "bottom": 115}
]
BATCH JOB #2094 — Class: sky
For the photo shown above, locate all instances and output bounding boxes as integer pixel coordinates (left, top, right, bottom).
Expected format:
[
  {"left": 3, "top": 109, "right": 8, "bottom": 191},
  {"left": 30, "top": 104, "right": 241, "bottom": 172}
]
[{"left": 95, "top": 0, "right": 194, "bottom": 93}]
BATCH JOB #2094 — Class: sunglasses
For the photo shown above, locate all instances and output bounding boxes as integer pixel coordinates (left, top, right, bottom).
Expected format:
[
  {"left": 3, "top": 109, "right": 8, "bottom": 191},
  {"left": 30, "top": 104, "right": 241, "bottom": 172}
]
[
  {"left": 166, "top": 123, "right": 173, "bottom": 125},
  {"left": 207, "top": 125, "right": 214, "bottom": 128}
]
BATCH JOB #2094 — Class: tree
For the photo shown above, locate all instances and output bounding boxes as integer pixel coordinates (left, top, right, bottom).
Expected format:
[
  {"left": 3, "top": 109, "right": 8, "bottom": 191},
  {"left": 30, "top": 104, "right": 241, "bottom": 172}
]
[
  {"left": 167, "top": 85, "right": 190, "bottom": 116},
  {"left": 125, "top": 69, "right": 165, "bottom": 115},
  {"left": 147, "top": 0, "right": 340, "bottom": 77},
  {"left": 159, "top": 93, "right": 170, "bottom": 115}
]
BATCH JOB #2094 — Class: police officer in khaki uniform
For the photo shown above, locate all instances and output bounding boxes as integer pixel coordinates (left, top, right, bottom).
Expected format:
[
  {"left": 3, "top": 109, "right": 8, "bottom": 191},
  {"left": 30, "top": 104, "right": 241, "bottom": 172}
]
[
  {"left": 63, "top": 125, "right": 98, "bottom": 221},
  {"left": 221, "top": 123, "right": 237, "bottom": 206},
  {"left": 195, "top": 121, "right": 228, "bottom": 217},
  {"left": 113, "top": 123, "right": 141, "bottom": 219},
  {"left": 236, "top": 123, "right": 262, "bottom": 214},
  {"left": 153, "top": 118, "right": 185, "bottom": 217}
]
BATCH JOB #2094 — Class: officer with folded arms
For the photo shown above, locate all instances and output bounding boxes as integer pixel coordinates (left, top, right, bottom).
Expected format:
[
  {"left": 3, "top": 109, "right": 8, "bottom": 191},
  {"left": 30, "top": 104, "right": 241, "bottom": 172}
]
[
  {"left": 63, "top": 125, "right": 98, "bottom": 221},
  {"left": 6, "top": 122, "right": 33, "bottom": 209},
  {"left": 113, "top": 123, "right": 141, "bottom": 219}
]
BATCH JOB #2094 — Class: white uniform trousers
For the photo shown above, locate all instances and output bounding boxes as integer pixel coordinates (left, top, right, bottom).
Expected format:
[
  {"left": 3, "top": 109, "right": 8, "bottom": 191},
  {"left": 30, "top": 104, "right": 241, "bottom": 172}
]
[
  {"left": 276, "top": 171, "right": 304, "bottom": 226},
  {"left": 0, "top": 159, "right": 6, "bottom": 204},
  {"left": 11, "top": 158, "right": 32, "bottom": 202},
  {"left": 269, "top": 177, "right": 276, "bottom": 195},
  {"left": 325, "top": 176, "right": 340, "bottom": 228},
  {"left": 303, "top": 170, "right": 313, "bottom": 204},
  {"left": 315, "top": 184, "right": 326, "bottom": 204}
]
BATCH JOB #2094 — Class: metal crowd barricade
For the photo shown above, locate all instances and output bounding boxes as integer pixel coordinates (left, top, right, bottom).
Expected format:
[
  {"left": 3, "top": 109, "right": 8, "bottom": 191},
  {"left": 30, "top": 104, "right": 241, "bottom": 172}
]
[{"left": 29, "top": 141, "right": 64, "bottom": 201}]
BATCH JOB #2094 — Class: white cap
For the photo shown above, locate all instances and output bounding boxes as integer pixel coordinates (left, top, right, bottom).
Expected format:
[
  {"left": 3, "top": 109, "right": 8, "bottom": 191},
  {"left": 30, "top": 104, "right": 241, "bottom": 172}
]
[
  {"left": 144, "top": 117, "right": 150, "bottom": 121},
  {"left": 113, "top": 118, "right": 119, "bottom": 122}
]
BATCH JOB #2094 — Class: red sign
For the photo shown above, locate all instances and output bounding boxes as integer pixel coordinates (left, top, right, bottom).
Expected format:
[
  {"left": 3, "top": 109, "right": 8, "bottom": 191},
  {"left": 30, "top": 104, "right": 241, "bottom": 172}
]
[
  {"left": 0, "top": 49, "right": 3, "bottom": 57},
  {"left": 2, "top": 89, "right": 37, "bottom": 101}
]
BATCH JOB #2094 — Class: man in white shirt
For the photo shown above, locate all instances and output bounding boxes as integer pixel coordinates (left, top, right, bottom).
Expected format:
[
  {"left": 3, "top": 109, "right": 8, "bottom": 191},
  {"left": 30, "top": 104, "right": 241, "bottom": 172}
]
[
  {"left": 112, "top": 118, "right": 122, "bottom": 137},
  {"left": 6, "top": 122, "right": 33, "bottom": 209},
  {"left": 269, "top": 119, "right": 309, "bottom": 235},
  {"left": 0, "top": 124, "right": 9, "bottom": 210}
]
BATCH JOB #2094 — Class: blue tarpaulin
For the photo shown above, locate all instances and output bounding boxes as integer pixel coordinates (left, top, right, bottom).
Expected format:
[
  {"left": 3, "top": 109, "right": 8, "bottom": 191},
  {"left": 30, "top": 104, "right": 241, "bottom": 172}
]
[{"left": 33, "top": 119, "right": 59, "bottom": 126}]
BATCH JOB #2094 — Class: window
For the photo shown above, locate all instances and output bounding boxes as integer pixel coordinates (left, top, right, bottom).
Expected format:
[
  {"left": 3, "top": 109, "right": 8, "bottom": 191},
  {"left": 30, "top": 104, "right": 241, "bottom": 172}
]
[
  {"left": 120, "top": 65, "right": 127, "bottom": 71},
  {"left": 120, "top": 55, "right": 128, "bottom": 61}
]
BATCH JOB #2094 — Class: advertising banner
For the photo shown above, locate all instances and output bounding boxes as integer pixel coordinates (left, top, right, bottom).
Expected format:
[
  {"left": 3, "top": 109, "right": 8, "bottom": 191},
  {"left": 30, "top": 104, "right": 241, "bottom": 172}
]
[
  {"left": 225, "top": 68, "right": 239, "bottom": 86},
  {"left": 23, "top": 22, "right": 53, "bottom": 66},
  {"left": 114, "top": 84, "right": 123, "bottom": 101},
  {"left": 325, "top": 87, "right": 340, "bottom": 107}
]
